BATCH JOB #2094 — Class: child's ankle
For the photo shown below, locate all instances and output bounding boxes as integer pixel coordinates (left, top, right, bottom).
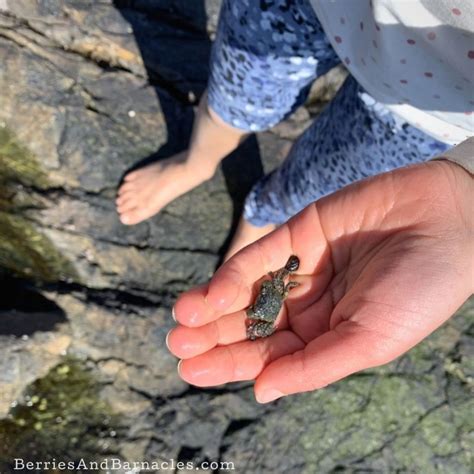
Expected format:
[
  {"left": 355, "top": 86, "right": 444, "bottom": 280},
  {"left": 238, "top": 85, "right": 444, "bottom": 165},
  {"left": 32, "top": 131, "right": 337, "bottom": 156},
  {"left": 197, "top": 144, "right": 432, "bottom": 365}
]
[{"left": 185, "top": 148, "right": 219, "bottom": 181}]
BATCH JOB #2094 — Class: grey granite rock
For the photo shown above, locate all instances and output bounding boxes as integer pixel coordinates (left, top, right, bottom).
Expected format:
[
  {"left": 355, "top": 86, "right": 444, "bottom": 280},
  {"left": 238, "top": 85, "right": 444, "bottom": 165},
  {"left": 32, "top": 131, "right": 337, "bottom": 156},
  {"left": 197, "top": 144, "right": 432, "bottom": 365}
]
[{"left": 0, "top": 1, "right": 472, "bottom": 473}]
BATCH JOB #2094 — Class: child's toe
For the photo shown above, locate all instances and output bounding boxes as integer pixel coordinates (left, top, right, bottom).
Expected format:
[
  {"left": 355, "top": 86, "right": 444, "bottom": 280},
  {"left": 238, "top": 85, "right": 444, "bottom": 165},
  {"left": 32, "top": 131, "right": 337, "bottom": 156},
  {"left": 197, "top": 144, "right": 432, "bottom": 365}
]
[
  {"left": 124, "top": 170, "right": 140, "bottom": 181},
  {"left": 120, "top": 207, "right": 151, "bottom": 225},
  {"left": 117, "top": 199, "right": 137, "bottom": 213},
  {"left": 118, "top": 182, "right": 135, "bottom": 195}
]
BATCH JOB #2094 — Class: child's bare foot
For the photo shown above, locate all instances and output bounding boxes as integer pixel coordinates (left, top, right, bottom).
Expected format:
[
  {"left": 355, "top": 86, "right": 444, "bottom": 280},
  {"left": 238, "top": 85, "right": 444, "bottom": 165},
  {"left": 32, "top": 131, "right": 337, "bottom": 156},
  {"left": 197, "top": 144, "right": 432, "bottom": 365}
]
[
  {"left": 224, "top": 216, "right": 276, "bottom": 261},
  {"left": 116, "top": 151, "right": 214, "bottom": 225}
]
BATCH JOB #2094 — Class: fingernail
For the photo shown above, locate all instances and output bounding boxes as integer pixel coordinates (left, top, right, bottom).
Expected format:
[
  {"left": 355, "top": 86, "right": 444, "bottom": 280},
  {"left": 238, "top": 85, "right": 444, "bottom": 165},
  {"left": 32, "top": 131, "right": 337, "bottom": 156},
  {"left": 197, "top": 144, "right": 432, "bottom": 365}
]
[
  {"left": 165, "top": 330, "right": 171, "bottom": 349},
  {"left": 177, "top": 360, "right": 183, "bottom": 376},
  {"left": 171, "top": 306, "right": 177, "bottom": 321},
  {"left": 256, "top": 389, "right": 284, "bottom": 404},
  {"left": 120, "top": 215, "right": 129, "bottom": 225}
]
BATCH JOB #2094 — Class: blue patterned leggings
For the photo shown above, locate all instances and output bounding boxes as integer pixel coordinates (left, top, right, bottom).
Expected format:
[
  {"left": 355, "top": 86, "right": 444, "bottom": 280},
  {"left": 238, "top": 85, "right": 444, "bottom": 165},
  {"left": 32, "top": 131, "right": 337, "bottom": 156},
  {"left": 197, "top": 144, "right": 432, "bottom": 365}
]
[{"left": 207, "top": 0, "right": 450, "bottom": 226}]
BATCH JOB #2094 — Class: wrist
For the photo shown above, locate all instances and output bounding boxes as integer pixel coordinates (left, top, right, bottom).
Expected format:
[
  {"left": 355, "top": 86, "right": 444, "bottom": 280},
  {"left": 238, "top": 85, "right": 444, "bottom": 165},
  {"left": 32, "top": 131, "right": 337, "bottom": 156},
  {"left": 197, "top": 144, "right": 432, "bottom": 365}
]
[
  {"left": 432, "top": 160, "right": 474, "bottom": 292},
  {"left": 437, "top": 159, "right": 473, "bottom": 231}
]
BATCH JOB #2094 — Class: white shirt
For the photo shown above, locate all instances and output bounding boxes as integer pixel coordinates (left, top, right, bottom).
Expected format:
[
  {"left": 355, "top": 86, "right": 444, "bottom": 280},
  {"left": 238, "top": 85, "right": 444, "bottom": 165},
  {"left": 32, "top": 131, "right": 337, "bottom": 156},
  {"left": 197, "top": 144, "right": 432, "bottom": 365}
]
[{"left": 310, "top": 0, "right": 474, "bottom": 144}]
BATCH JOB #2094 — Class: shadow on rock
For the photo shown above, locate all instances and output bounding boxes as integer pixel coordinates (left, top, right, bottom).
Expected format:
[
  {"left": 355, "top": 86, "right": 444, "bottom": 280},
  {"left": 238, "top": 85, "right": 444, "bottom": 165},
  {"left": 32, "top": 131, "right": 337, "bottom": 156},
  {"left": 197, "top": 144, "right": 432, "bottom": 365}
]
[
  {"left": 0, "top": 276, "right": 67, "bottom": 337},
  {"left": 112, "top": 0, "right": 264, "bottom": 259}
]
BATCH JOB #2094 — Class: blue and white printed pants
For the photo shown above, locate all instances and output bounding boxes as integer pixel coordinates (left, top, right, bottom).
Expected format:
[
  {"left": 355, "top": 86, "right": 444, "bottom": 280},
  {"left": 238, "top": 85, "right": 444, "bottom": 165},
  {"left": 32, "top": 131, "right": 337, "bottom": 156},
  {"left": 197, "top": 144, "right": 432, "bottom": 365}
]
[{"left": 207, "top": 0, "right": 449, "bottom": 226}]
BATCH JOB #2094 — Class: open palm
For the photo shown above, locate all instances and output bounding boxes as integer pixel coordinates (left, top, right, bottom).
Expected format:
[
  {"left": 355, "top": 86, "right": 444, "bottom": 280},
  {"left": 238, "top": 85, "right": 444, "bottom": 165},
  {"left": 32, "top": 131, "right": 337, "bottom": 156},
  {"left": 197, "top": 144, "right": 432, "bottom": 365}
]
[{"left": 168, "top": 161, "right": 473, "bottom": 403}]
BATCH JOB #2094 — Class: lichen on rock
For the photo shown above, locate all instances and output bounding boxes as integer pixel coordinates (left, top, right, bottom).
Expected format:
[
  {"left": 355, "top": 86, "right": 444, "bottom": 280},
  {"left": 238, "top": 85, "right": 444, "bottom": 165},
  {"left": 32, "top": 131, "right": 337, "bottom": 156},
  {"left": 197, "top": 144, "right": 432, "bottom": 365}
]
[
  {"left": 0, "top": 357, "right": 121, "bottom": 472},
  {"left": 0, "top": 127, "right": 77, "bottom": 282},
  {"left": 0, "top": 127, "right": 50, "bottom": 190},
  {"left": 0, "top": 211, "right": 78, "bottom": 282}
]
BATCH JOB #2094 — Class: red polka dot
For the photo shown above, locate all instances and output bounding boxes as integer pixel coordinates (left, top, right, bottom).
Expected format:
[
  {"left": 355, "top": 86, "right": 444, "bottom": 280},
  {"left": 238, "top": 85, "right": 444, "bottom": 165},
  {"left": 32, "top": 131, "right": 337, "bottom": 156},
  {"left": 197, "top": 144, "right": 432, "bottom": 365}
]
[
  {"left": 372, "top": 39, "right": 378, "bottom": 48},
  {"left": 424, "top": 72, "right": 433, "bottom": 78},
  {"left": 334, "top": 36, "right": 342, "bottom": 43},
  {"left": 407, "top": 39, "right": 416, "bottom": 45},
  {"left": 465, "top": 111, "right": 472, "bottom": 115},
  {"left": 400, "top": 79, "right": 408, "bottom": 84},
  {"left": 427, "top": 32, "right": 436, "bottom": 40},
  {"left": 344, "top": 57, "right": 351, "bottom": 65},
  {"left": 468, "top": 50, "right": 474, "bottom": 59},
  {"left": 360, "top": 22, "right": 364, "bottom": 31},
  {"left": 433, "top": 94, "right": 441, "bottom": 99},
  {"left": 452, "top": 8, "right": 461, "bottom": 16},
  {"left": 400, "top": 58, "right": 407, "bottom": 64}
]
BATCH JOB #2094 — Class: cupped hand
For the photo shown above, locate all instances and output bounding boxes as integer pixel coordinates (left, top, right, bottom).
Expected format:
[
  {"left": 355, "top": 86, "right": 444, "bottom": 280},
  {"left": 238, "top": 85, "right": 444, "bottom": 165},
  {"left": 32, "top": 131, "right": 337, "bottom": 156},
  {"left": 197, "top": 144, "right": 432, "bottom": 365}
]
[{"left": 168, "top": 161, "right": 473, "bottom": 403}]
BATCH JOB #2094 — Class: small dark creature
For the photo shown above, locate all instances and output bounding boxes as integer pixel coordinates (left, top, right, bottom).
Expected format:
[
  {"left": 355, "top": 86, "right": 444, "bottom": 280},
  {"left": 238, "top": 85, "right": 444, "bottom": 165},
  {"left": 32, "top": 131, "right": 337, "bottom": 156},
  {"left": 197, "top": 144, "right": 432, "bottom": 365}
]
[{"left": 246, "top": 255, "right": 300, "bottom": 340}]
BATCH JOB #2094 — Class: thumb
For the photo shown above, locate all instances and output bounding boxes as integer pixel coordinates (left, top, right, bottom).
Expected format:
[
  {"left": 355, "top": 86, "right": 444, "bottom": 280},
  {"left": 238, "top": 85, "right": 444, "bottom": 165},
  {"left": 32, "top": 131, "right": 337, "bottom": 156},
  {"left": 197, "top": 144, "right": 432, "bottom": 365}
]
[{"left": 254, "top": 321, "right": 391, "bottom": 403}]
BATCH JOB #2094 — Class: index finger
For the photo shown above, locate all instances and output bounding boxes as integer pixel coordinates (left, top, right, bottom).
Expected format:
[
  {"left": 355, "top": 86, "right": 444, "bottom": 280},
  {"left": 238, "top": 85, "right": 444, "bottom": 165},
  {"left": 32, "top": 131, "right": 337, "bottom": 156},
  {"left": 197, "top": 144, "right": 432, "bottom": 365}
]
[{"left": 174, "top": 203, "right": 329, "bottom": 327}]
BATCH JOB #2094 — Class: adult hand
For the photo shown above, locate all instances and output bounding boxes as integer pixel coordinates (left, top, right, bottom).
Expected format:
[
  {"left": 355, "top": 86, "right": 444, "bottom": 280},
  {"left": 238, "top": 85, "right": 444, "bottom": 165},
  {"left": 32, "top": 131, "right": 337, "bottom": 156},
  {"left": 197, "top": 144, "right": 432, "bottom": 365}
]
[{"left": 168, "top": 161, "right": 473, "bottom": 403}]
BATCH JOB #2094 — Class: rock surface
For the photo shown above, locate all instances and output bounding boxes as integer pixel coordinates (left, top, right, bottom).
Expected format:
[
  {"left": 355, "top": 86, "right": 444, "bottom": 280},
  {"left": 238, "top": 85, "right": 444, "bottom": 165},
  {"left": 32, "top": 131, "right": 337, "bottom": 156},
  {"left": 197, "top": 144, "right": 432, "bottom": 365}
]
[{"left": 0, "top": 1, "right": 472, "bottom": 473}]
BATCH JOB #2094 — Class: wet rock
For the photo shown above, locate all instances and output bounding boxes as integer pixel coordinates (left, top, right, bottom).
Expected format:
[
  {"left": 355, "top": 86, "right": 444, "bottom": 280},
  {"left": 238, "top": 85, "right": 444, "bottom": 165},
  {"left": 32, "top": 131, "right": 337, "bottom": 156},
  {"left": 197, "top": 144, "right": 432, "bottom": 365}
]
[
  {"left": 52, "top": 293, "right": 187, "bottom": 398},
  {"left": 0, "top": 282, "right": 71, "bottom": 416},
  {"left": 0, "top": 357, "right": 121, "bottom": 473},
  {"left": 0, "top": 332, "right": 70, "bottom": 416}
]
